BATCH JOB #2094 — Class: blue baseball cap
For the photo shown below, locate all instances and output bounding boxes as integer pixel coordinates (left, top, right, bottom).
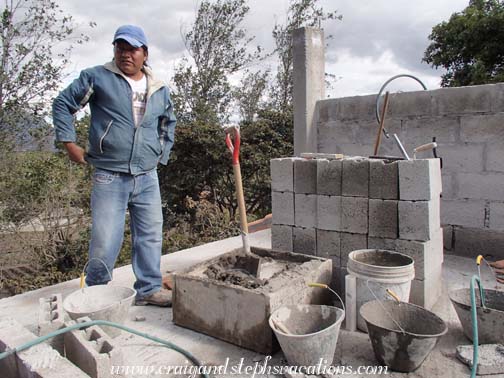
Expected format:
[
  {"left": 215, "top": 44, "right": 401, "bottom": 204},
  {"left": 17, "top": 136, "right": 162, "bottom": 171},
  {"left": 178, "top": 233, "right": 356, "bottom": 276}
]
[{"left": 113, "top": 25, "right": 148, "bottom": 48}]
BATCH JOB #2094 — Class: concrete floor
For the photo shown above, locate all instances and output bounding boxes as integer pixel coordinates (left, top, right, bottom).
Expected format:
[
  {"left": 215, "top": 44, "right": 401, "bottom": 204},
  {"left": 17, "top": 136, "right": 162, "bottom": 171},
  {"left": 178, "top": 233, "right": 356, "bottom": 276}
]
[{"left": 0, "top": 229, "right": 501, "bottom": 378}]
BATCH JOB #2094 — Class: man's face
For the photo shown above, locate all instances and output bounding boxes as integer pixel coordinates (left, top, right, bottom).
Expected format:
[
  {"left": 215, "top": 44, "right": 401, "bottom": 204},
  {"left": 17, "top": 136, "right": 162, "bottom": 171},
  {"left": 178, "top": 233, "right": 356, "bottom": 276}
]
[{"left": 114, "top": 40, "right": 147, "bottom": 78}]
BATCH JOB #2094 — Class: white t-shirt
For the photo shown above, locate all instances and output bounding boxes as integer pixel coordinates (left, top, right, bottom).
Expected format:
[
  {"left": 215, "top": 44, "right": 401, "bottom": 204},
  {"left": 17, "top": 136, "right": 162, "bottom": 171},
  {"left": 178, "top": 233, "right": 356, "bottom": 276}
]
[{"left": 125, "top": 75, "right": 147, "bottom": 127}]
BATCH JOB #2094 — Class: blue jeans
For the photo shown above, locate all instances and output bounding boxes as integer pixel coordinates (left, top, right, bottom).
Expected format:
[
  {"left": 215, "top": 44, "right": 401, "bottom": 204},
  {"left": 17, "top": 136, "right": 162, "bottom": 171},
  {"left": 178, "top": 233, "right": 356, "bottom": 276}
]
[{"left": 86, "top": 168, "right": 163, "bottom": 297}]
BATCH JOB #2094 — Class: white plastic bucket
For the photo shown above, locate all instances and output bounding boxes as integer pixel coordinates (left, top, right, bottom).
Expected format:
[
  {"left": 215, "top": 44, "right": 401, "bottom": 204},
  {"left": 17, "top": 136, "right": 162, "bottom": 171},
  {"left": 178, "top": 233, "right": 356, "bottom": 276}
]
[
  {"left": 269, "top": 304, "right": 345, "bottom": 369},
  {"left": 347, "top": 249, "right": 414, "bottom": 332}
]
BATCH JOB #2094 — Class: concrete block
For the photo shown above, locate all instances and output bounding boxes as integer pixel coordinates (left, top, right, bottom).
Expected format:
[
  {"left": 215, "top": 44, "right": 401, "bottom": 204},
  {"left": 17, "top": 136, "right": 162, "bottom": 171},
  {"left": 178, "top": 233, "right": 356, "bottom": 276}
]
[
  {"left": 439, "top": 144, "right": 484, "bottom": 173},
  {"left": 441, "top": 173, "right": 457, "bottom": 199},
  {"left": 317, "top": 195, "right": 342, "bottom": 231},
  {"left": 441, "top": 199, "right": 486, "bottom": 228},
  {"left": 341, "top": 197, "right": 368, "bottom": 234},
  {"left": 342, "top": 157, "right": 369, "bottom": 197},
  {"left": 0, "top": 317, "right": 88, "bottom": 378},
  {"left": 367, "top": 237, "right": 397, "bottom": 251},
  {"left": 340, "top": 233, "right": 367, "bottom": 267},
  {"left": 64, "top": 317, "right": 123, "bottom": 378},
  {"left": 489, "top": 202, "right": 504, "bottom": 231},
  {"left": 293, "top": 227, "right": 316, "bottom": 255},
  {"left": 317, "top": 158, "right": 342, "bottom": 195},
  {"left": 173, "top": 247, "right": 332, "bottom": 354},
  {"left": 452, "top": 226, "right": 504, "bottom": 260},
  {"left": 387, "top": 89, "right": 434, "bottom": 118},
  {"left": 486, "top": 143, "right": 504, "bottom": 172},
  {"left": 271, "top": 225, "right": 293, "bottom": 252},
  {"left": 294, "top": 194, "right": 317, "bottom": 228},
  {"left": 398, "top": 158, "right": 442, "bottom": 200},
  {"left": 332, "top": 94, "right": 375, "bottom": 121},
  {"left": 368, "top": 199, "right": 398, "bottom": 239},
  {"left": 443, "top": 225, "right": 453, "bottom": 251},
  {"left": 399, "top": 198, "right": 440, "bottom": 241},
  {"left": 38, "top": 294, "right": 65, "bottom": 354},
  {"left": 401, "top": 116, "right": 459, "bottom": 145},
  {"left": 395, "top": 229, "right": 444, "bottom": 280},
  {"left": 461, "top": 113, "right": 504, "bottom": 142},
  {"left": 409, "top": 264, "right": 443, "bottom": 310},
  {"left": 369, "top": 159, "right": 398, "bottom": 199},
  {"left": 294, "top": 158, "right": 317, "bottom": 194},
  {"left": 316, "top": 230, "right": 340, "bottom": 262},
  {"left": 458, "top": 173, "right": 504, "bottom": 201},
  {"left": 435, "top": 85, "right": 492, "bottom": 115},
  {"left": 271, "top": 191, "right": 294, "bottom": 225},
  {"left": 270, "top": 158, "right": 294, "bottom": 192}
]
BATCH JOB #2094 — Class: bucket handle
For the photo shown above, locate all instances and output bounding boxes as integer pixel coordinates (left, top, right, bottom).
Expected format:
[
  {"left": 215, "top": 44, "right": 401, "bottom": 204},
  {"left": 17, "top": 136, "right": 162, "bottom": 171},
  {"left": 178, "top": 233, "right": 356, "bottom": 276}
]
[
  {"left": 80, "top": 258, "right": 113, "bottom": 289},
  {"left": 366, "top": 280, "right": 406, "bottom": 334},
  {"left": 308, "top": 283, "right": 346, "bottom": 314}
]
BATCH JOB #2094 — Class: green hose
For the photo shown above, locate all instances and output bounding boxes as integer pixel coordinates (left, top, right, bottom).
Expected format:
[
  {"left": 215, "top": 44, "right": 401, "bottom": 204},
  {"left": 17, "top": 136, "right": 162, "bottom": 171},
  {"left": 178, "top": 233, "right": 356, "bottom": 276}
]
[
  {"left": 470, "top": 275, "right": 486, "bottom": 378},
  {"left": 0, "top": 319, "right": 209, "bottom": 378}
]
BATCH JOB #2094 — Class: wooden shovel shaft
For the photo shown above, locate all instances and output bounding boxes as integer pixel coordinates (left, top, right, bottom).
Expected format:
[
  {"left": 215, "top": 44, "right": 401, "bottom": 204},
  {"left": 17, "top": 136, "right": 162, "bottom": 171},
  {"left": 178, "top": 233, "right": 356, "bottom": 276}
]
[
  {"left": 373, "top": 91, "right": 390, "bottom": 156},
  {"left": 233, "top": 163, "right": 250, "bottom": 253}
]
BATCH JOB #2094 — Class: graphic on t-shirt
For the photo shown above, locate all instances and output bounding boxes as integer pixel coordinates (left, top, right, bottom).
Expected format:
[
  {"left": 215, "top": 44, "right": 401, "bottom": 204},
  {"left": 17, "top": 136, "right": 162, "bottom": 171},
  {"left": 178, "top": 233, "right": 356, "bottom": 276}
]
[{"left": 126, "top": 75, "right": 147, "bottom": 127}]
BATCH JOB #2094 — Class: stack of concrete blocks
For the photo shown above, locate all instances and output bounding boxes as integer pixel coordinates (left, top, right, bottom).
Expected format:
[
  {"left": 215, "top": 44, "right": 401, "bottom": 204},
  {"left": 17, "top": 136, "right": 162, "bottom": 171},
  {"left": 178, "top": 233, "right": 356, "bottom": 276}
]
[
  {"left": 0, "top": 317, "right": 90, "bottom": 378},
  {"left": 271, "top": 156, "right": 443, "bottom": 309},
  {"left": 38, "top": 294, "right": 65, "bottom": 354},
  {"left": 64, "top": 316, "right": 123, "bottom": 378}
]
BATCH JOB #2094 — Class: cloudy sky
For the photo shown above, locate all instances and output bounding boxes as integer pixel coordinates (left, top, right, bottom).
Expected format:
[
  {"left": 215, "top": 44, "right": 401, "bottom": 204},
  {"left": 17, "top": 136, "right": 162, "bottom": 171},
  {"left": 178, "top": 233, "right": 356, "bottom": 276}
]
[{"left": 59, "top": 0, "right": 469, "bottom": 98}]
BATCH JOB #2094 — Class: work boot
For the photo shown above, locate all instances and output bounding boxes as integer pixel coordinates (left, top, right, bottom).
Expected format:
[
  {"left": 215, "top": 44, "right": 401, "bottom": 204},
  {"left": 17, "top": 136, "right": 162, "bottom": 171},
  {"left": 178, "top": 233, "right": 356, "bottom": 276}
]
[{"left": 135, "top": 288, "right": 172, "bottom": 307}]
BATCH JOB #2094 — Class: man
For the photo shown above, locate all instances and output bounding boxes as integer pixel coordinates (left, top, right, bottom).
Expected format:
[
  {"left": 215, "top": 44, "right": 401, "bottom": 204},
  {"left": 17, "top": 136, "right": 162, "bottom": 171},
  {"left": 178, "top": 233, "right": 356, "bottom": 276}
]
[{"left": 53, "top": 25, "right": 176, "bottom": 307}]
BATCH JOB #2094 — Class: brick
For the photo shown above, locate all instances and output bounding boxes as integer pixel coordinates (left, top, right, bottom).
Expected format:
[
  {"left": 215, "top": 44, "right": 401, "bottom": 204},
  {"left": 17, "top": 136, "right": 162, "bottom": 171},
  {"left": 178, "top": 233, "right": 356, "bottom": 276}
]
[
  {"left": 270, "top": 158, "right": 294, "bottom": 192},
  {"left": 453, "top": 226, "right": 504, "bottom": 260},
  {"left": 441, "top": 199, "right": 485, "bottom": 228},
  {"left": 395, "top": 229, "right": 444, "bottom": 280},
  {"left": 294, "top": 194, "right": 317, "bottom": 228},
  {"left": 316, "top": 230, "right": 340, "bottom": 261},
  {"left": 317, "top": 195, "right": 342, "bottom": 231},
  {"left": 486, "top": 143, "right": 504, "bottom": 172},
  {"left": 0, "top": 318, "right": 88, "bottom": 378},
  {"left": 461, "top": 113, "right": 504, "bottom": 142},
  {"left": 271, "top": 225, "right": 293, "bottom": 252},
  {"left": 293, "top": 227, "right": 316, "bottom": 255},
  {"left": 317, "top": 158, "right": 342, "bottom": 195},
  {"left": 367, "top": 237, "right": 397, "bottom": 251},
  {"left": 64, "top": 317, "right": 123, "bottom": 378},
  {"left": 409, "top": 264, "right": 443, "bottom": 310},
  {"left": 399, "top": 198, "right": 440, "bottom": 241},
  {"left": 368, "top": 199, "right": 398, "bottom": 238},
  {"left": 341, "top": 197, "right": 368, "bottom": 234},
  {"left": 489, "top": 202, "right": 504, "bottom": 231},
  {"left": 440, "top": 144, "right": 484, "bottom": 173},
  {"left": 38, "top": 294, "right": 65, "bottom": 354},
  {"left": 271, "top": 192, "right": 294, "bottom": 225},
  {"left": 398, "top": 158, "right": 442, "bottom": 200},
  {"left": 369, "top": 159, "right": 398, "bottom": 199},
  {"left": 340, "top": 233, "right": 367, "bottom": 267},
  {"left": 435, "top": 85, "right": 492, "bottom": 115},
  {"left": 342, "top": 157, "right": 369, "bottom": 197},
  {"left": 294, "top": 158, "right": 317, "bottom": 194},
  {"left": 458, "top": 173, "right": 504, "bottom": 201}
]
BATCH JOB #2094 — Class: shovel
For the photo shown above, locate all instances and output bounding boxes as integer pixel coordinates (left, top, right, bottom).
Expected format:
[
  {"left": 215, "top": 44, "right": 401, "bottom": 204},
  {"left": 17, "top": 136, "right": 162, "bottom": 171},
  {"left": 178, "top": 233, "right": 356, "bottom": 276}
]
[{"left": 225, "top": 126, "right": 262, "bottom": 277}]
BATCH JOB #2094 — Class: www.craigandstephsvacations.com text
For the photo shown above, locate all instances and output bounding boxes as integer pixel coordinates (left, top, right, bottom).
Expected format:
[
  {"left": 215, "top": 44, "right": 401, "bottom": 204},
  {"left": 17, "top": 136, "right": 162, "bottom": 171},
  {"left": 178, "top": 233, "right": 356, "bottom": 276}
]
[{"left": 111, "top": 356, "right": 390, "bottom": 376}]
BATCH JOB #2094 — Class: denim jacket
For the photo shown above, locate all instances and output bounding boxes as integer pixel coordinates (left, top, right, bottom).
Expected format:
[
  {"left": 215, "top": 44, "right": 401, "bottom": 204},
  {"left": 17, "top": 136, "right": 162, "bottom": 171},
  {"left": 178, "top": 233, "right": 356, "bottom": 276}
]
[{"left": 52, "top": 61, "right": 177, "bottom": 174}]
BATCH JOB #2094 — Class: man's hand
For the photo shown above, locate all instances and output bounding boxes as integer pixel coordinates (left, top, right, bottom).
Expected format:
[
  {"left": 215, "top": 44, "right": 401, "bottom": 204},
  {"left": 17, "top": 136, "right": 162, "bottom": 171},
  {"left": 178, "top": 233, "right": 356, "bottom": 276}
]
[{"left": 64, "top": 142, "right": 87, "bottom": 164}]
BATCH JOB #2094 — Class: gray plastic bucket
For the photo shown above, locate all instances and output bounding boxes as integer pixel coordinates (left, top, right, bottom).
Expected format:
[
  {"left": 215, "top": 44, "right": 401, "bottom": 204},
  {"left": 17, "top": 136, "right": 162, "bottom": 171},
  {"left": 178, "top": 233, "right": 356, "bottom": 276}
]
[
  {"left": 360, "top": 300, "right": 447, "bottom": 372},
  {"left": 63, "top": 285, "right": 136, "bottom": 337},
  {"left": 347, "top": 249, "right": 415, "bottom": 332},
  {"left": 269, "top": 304, "right": 345, "bottom": 368}
]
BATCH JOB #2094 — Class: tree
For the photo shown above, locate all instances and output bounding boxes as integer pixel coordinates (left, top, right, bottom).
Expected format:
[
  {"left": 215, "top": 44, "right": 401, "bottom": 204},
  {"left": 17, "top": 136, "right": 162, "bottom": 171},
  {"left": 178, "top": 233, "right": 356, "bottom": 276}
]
[
  {"left": 269, "top": 0, "right": 341, "bottom": 113},
  {"left": 0, "top": 0, "right": 92, "bottom": 149},
  {"left": 172, "top": 0, "right": 262, "bottom": 124},
  {"left": 424, "top": 0, "right": 504, "bottom": 87}
]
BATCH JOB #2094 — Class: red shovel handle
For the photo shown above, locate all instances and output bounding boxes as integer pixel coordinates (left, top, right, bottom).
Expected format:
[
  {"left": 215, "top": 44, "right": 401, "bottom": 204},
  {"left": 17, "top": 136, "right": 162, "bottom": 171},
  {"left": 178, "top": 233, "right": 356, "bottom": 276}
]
[{"left": 225, "top": 127, "right": 240, "bottom": 166}]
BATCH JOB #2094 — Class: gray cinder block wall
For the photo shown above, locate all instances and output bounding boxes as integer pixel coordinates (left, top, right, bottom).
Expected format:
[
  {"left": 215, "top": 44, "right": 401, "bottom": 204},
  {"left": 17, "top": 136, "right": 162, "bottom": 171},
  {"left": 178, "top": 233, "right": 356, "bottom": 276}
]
[
  {"left": 270, "top": 156, "right": 443, "bottom": 309},
  {"left": 293, "top": 26, "right": 504, "bottom": 260}
]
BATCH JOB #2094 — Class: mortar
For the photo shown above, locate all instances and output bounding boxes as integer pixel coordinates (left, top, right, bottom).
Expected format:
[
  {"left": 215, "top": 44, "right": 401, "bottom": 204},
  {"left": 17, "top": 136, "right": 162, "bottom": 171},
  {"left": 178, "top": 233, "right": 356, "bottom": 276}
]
[{"left": 173, "top": 247, "right": 332, "bottom": 354}]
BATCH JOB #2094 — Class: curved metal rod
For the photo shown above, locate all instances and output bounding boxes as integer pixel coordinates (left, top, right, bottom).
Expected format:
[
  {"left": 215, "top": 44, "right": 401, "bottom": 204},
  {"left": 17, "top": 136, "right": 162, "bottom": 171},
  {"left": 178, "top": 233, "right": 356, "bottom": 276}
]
[{"left": 375, "top": 74, "right": 428, "bottom": 136}]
